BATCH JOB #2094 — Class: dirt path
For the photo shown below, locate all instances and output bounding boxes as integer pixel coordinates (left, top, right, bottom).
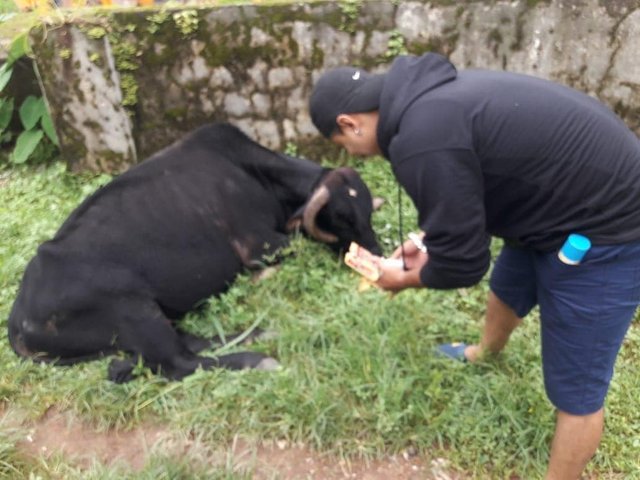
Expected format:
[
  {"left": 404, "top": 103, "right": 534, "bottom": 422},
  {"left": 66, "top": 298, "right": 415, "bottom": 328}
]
[{"left": 9, "top": 408, "right": 461, "bottom": 479}]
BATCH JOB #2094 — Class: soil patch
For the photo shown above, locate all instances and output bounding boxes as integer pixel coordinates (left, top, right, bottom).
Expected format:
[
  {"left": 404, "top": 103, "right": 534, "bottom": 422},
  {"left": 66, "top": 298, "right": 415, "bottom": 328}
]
[{"left": 12, "top": 408, "right": 461, "bottom": 479}]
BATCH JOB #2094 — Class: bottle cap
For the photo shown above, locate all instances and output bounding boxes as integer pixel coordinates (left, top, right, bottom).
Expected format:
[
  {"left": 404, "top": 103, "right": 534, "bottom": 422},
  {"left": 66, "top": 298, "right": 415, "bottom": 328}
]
[{"left": 558, "top": 234, "right": 591, "bottom": 265}]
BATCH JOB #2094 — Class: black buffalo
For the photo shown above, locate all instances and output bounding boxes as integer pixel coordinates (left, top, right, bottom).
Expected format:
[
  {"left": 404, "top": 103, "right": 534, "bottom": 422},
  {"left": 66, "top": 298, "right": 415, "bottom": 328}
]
[{"left": 8, "top": 123, "right": 382, "bottom": 382}]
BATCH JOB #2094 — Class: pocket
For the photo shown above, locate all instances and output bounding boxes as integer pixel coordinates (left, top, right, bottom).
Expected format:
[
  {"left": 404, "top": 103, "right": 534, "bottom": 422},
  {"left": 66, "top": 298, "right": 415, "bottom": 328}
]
[{"left": 629, "top": 258, "right": 640, "bottom": 303}]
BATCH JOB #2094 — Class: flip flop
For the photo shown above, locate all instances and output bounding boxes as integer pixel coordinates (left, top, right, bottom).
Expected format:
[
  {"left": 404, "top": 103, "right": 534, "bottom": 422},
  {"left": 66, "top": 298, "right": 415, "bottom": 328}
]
[{"left": 436, "top": 342, "right": 469, "bottom": 362}]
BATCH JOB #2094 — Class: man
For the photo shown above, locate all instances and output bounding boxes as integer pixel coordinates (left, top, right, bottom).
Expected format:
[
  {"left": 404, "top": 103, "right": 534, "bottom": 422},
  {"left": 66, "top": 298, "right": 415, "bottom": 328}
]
[{"left": 309, "top": 52, "right": 640, "bottom": 479}]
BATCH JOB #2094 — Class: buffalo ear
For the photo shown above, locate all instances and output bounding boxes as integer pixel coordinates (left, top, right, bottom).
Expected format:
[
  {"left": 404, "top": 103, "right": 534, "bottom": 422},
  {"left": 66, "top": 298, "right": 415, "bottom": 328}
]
[
  {"left": 372, "top": 197, "right": 385, "bottom": 210},
  {"left": 285, "top": 204, "right": 305, "bottom": 232},
  {"left": 285, "top": 217, "right": 302, "bottom": 232}
]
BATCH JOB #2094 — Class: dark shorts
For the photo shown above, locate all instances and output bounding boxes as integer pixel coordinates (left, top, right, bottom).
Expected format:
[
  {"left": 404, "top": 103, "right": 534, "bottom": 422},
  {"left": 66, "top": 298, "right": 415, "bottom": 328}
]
[{"left": 490, "top": 241, "right": 640, "bottom": 415}]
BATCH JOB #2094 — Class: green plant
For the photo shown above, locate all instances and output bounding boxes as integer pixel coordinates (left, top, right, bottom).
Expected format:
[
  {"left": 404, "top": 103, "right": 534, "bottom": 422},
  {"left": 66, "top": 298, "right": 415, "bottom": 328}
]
[
  {"left": 146, "top": 10, "right": 170, "bottom": 34},
  {"left": 173, "top": 9, "right": 199, "bottom": 37},
  {"left": 109, "top": 40, "right": 140, "bottom": 108},
  {"left": 0, "top": 33, "right": 58, "bottom": 165},
  {"left": 86, "top": 26, "right": 107, "bottom": 40},
  {"left": 386, "top": 30, "right": 408, "bottom": 58},
  {"left": 0, "top": 0, "right": 17, "bottom": 14},
  {"left": 338, "top": 0, "right": 361, "bottom": 33},
  {"left": 89, "top": 52, "right": 102, "bottom": 65},
  {"left": 283, "top": 142, "right": 299, "bottom": 157}
]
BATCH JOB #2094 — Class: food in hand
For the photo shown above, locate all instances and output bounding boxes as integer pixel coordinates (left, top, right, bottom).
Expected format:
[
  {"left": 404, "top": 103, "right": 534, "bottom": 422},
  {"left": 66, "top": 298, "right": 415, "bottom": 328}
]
[
  {"left": 344, "top": 242, "right": 382, "bottom": 281},
  {"left": 381, "top": 257, "right": 404, "bottom": 269}
]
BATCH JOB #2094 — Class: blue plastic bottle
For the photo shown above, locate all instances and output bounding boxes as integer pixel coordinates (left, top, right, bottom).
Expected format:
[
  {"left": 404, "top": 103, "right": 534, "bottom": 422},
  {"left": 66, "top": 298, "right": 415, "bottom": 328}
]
[{"left": 558, "top": 234, "right": 591, "bottom": 265}]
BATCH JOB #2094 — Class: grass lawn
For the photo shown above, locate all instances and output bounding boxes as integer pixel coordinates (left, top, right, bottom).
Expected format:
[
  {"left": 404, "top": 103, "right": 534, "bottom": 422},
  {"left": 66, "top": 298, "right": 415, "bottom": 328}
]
[{"left": 1, "top": 154, "right": 639, "bottom": 479}]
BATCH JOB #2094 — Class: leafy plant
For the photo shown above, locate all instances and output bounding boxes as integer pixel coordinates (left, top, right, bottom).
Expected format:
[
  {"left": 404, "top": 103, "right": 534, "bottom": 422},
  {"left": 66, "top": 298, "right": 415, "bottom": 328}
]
[
  {"left": 386, "top": 29, "right": 408, "bottom": 58},
  {"left": 338, "top": 0, "right": 361, "bottom": 33},
  {"left": 0, "top": 32, "right": 59, "bottom": 165},
  {"left": 146, "top": 10, "right": 170, "bottom": 34},
  {"left": 283, "top": 141, "right": 299, "bottom": 157},
  {"left": 173, "top": 9, "right": 199, "bottom": 37},
  {"left": 86, "top": 26, "right": 107, "bottom": 40}
]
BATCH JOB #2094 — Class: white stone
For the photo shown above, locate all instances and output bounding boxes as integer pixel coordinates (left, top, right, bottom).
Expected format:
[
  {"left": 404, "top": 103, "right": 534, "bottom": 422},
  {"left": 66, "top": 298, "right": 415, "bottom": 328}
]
[
  {"left": 250, "top": 26, "right": 272, "bottom": 47},
  {"left": 251, "top": 93, "right": 271, "bottom": 117},
  {"left": 199, "top": 90, "right": 215, "bottom": 114},
  {"left": 366, "top": 30, "right": 392, "bottom": 57},
  {"left": 268, "top": 67, "right": 295, "bottom": 89},
  {"left": 61, "top": 28, "right": 136, "bottom": 169},
  {"left": 313, "top": 25, "right": 352, "bottom": 67},
  {"left": 232, "top": 118, "right": 257, "bottom": 140},
  {"left": 190, "top": 56, "right": 209, "bottom": 82},
  {"left": 295, "top": 110, "right": 318, "bottom": 138},
  {"left": 291, "top": 21, "right": 313, "bottom": 59},
  {"left": 286, "top": 86, "right": 305, "bottom": 116},
  {"left": 599, "top": 9, "right": 640, "bottom": 104},
  {"left": 190, "top": 39, "right": 206, "bottom": 56},
  {"left": 254, "top": 120, "right": 281, "bottom": 150},
  {"left": 283, "top": 118, "right": 297, "bottom": 141},
  {"left": 247, "top": 61, "right": 268, "bottom": 90},
  {"left": 224, "top": 93, "right": 251, "bottom": 117},
  {"left": 209, "top": 66, "right": 234, "bottom": 89}
]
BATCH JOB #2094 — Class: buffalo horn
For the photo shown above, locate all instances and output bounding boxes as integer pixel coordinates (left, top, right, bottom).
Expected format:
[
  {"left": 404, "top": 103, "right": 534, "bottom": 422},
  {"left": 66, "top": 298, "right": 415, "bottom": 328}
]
[{"left": 302, "top": 185, "right": 339, "bottom": 243}]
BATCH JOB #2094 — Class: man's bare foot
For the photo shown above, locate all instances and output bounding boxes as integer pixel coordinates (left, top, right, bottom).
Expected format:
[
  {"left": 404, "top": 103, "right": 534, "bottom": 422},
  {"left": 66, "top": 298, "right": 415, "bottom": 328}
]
[{"left": 463, "top": 344, "right": 481, "bottom": 362}]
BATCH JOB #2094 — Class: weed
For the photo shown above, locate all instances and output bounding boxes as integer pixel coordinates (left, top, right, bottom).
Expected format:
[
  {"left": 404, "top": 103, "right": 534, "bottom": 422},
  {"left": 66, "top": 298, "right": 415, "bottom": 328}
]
[
  {"left": 146, "top": 10, "right": 169, "bottom": 34},
  {"left": 386, "top": 29, "right": 408, "bottom": 58},
  {"left": 173, "top": 9, "right": 199, "bottom": 37},
  {"left": 86, "top": 26, "right": 107, "bottom": 39},
  {"left": 283, "top": 141, "right": 298, "bottom": 157},
  {"left": 338, "top": 0, "right": 360, "bottom": 34}
]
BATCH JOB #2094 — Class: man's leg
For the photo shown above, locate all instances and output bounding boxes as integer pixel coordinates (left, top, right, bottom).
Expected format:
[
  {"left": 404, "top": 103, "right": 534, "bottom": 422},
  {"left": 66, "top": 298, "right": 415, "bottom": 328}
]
[
  {"left": 464, "top": 290, "right": 523, "bottom": 362},
  {"left": 535, "top": 241, "right": 640, "bottom": 479},
  {"left": 545, "top": 408, "right": 604, "bottom": 480},
  {"left": 462, "top": 245, "right": 538, "bottom": 362}
]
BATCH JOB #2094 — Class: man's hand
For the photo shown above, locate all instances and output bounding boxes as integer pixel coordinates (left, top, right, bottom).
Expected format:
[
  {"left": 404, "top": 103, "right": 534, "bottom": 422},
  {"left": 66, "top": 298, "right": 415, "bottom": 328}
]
[{"left": 375, "top": 233, "right": 428, "bottom": 292}]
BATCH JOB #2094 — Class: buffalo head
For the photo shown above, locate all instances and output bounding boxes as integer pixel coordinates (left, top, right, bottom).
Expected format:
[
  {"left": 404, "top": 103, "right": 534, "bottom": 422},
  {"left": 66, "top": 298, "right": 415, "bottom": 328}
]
[{"left": 289, "top": 167, "right": 383, "bottom": 256}]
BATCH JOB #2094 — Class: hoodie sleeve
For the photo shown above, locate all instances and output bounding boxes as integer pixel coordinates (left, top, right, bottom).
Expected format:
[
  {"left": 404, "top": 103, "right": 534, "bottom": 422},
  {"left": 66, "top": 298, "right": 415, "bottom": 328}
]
[{"left": 392, "top": 148, "right": 491, "bottom": 289}]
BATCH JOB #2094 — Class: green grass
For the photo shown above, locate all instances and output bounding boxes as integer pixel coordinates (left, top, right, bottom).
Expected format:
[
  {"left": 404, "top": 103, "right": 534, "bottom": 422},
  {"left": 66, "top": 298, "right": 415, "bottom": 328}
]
[
  {"left": 1, "top": 158, "right": 639, "bottom": 478},
  {"left": 0, "top": 0, "right": 17, "bottom": 14}
]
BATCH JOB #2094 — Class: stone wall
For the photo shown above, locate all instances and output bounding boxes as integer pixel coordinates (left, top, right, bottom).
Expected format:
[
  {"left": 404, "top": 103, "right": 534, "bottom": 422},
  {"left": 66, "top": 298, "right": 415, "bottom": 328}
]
[{"left": 30, "top": 0, "right": 640, "bottom": 172}]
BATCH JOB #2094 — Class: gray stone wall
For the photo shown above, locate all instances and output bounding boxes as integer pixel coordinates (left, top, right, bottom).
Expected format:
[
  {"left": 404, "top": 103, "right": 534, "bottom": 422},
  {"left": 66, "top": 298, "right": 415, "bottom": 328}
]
[{"left": 31, "top": 0, "right": 640, "bottom": 172}]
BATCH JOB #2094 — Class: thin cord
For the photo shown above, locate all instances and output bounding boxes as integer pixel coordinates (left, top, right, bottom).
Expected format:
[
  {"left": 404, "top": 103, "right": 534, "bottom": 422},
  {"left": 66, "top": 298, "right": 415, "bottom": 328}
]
[{"left": 397, "top": 182, "right": 407, "bottom": 271}]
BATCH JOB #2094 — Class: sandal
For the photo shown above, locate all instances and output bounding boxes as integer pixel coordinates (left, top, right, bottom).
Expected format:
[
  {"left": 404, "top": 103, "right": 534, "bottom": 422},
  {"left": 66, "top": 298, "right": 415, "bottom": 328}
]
[{"left": 436, "top": 342, "right": 469, "bottom": 362}]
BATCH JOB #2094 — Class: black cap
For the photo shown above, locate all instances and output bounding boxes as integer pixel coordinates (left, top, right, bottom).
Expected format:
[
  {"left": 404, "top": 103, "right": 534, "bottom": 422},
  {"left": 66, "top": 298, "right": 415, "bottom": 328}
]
[{"left": 309, "top": 67, "right": 385, "bottom": 138}]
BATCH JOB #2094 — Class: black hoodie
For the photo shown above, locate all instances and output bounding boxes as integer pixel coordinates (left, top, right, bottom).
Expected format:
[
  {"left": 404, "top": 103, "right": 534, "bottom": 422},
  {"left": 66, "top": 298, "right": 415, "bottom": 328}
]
[{"left": 377, "top": 53, "right": 640, "bottom": 289}]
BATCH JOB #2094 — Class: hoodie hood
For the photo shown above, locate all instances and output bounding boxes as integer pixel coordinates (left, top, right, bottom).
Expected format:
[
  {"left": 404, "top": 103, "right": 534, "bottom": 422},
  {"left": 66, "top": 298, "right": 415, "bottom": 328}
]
[{"left": 377, "top": 53, "right": 458, "bottom": 158}]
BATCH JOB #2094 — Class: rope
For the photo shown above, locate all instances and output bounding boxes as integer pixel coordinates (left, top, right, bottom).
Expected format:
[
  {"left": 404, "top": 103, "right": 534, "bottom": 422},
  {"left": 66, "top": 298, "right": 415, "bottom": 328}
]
[{"left": 397, "top": 182, "right": 407, "bottom": 271}]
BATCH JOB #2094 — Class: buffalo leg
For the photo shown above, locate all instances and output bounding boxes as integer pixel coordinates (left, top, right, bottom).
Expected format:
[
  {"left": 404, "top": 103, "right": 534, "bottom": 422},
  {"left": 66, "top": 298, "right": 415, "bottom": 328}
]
[
  {"left": 8, "top": 302, "right": 119, "bottom": 364},
  {"left": 108, "top": 350, "right": 278, "bottom": 383},
  {"left": 112, "top": 299, "right": 276, "bottom": 382}
]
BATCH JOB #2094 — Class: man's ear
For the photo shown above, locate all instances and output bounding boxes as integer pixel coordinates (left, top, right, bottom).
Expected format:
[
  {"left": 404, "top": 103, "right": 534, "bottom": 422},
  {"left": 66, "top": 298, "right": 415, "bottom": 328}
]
[{"left": 336, "top": 114, "right": 358, "bottom": 132}]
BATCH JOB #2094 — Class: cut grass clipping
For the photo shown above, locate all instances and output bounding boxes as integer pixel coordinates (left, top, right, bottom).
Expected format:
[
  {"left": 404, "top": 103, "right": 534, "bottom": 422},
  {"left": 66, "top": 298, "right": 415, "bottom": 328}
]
[{"left": 1, "top": 158, "right": 639, "bottom": 478}]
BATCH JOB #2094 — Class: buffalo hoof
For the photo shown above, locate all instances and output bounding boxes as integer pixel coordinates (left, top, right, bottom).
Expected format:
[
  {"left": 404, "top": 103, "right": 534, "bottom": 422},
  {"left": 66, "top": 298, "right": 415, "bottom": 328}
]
[
  {"left": 251, "top": 266, "right": 280, "bottom": 282},
  {"left": 255, "top": 357, "right": 280, "bottom": 371},
  {"left": 108, "top": 358, "right": 136, "bottom": 383}
]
